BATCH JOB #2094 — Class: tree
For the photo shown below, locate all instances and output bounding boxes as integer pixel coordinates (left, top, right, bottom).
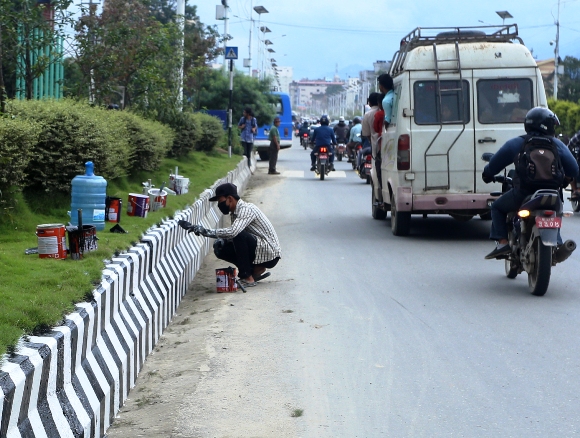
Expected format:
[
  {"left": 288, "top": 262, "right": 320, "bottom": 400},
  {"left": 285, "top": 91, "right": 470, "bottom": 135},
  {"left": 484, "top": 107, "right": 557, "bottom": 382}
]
[
  {"left": 559, "top": 56, "right": 580, "bottom": 104},
  {"left": 325, "top": 84, "right": 344, "bottom": 96},
  {"left": 194, "top": 69, "right": 277, "bottom": 126}
]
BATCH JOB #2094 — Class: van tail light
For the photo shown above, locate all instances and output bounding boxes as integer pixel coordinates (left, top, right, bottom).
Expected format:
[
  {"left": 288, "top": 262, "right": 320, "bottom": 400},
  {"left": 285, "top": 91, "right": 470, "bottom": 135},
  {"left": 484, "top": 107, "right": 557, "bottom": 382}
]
[
  {"left": 397, "top": 134, "right": 410, "bottom": 171},
  {"left": 319, "top": 146, "right": 327, "bottom": 153}
]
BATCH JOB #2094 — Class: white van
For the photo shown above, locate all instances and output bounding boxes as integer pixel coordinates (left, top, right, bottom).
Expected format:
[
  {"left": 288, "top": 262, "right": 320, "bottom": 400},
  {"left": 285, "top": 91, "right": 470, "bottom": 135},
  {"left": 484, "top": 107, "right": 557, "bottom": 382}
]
[{"left": 371, "top": 25, "right": 548, "bottom": 235}]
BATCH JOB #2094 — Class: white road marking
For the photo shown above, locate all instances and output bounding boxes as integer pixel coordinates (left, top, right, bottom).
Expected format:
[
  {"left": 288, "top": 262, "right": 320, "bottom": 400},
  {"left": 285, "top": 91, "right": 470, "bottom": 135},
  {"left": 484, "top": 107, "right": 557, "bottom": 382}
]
[{"left": 282, "top": 170, "right": 305, "bottom": 178}]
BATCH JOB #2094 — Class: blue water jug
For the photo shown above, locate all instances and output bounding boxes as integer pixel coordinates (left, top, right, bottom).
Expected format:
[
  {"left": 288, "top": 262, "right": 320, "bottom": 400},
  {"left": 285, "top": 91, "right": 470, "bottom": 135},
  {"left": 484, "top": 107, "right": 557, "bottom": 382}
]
[{"left": 69, "top": 162, "right": 107, "bottom": 231}]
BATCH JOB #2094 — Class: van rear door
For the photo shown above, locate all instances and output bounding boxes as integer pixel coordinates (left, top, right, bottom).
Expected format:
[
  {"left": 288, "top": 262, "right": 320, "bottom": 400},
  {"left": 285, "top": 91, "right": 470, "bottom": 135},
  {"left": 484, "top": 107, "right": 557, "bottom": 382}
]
[
  {"left": 409, "top": 73, "right": 475, "bottom": 193},
  {"left": 472, "top": 70, "right": 537, "bottom": 194}
]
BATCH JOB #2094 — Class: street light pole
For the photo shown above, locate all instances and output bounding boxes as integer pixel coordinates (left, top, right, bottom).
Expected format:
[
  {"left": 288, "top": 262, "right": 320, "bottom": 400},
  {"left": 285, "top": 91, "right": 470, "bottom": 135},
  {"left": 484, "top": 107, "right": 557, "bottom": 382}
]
[{"left": 553, "top": 0, "right": 561, "bottom": 100}]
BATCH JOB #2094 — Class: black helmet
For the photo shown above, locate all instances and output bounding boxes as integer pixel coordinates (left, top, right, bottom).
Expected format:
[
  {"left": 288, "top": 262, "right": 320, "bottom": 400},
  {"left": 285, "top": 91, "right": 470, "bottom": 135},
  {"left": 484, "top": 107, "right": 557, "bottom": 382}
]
[
  {"left": 524, "top": 107, "right": 559, "bottom": 136},
  {"left": 353, "top": 116, "right": 362, "bottom": 124},
  {"left": 320, "top": 115, "right": 330, "bottom": 125}
]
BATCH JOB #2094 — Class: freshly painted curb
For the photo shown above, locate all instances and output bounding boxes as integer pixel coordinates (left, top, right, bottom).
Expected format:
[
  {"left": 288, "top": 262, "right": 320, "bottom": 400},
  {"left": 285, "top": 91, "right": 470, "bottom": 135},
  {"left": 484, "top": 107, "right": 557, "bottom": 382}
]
[{"left": 0, "top": 156, "right": 255, "bottom": 438}]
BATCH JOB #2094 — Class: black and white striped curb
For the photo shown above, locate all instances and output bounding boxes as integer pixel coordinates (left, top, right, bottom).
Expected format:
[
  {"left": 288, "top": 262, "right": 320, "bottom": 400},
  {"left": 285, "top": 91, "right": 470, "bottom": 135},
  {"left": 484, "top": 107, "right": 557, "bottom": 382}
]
[{"left": 0, "top": 157, "right": 254, "bottom": 438}]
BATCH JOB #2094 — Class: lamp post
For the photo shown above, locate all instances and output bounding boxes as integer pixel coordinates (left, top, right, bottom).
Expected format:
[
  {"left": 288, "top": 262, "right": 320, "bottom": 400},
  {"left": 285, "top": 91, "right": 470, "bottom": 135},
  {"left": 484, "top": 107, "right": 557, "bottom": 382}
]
[
  {"left": 259, "top": 26, "right": 271, "bottom": 79},
  {"left": 252, "top": 6, "right": 268, "bottom": 77},
  {"left": 552, "top": 0, "right": 561, "bottom": 100}
]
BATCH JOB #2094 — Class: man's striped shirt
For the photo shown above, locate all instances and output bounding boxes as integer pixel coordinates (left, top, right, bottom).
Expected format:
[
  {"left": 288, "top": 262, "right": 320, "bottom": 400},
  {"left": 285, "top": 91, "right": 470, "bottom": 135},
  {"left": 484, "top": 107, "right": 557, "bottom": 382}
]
[{"left": 215, "top": 199, "right": 282, "bottom": 264}]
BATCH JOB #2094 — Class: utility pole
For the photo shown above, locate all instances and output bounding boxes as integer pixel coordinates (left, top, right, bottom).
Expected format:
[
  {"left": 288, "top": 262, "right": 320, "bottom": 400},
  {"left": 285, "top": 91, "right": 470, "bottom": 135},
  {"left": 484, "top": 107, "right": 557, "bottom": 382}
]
[
  {"left": 553, "top": 0, "right": 561, "bottom": 100},
  {"left": 177, "top": 0, "right": 185, "bottom": 109},
  {"left": 248, "top": 0, "right": 253, "bottom": 76},
  {"left": 222, "top": 0, "right": 228, "bottom": 71}
]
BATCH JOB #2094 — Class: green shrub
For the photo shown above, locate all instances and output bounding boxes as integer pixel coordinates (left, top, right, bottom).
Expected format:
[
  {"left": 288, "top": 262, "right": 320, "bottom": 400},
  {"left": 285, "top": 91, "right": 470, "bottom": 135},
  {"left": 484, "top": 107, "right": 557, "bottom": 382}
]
[
  {"left": 119, "top": 112, "right": 174, "bottom": 172},
  {"left": 8, "top": 99, "right": 131, "bottom": 192},
  {"left": 193, "top": 112, "right": 224, "bottom": 152},
  {"left": 0, "top": 116, "right": 39, "bottom": 190},
  {"left": 548, "top": 98, "right": 580, "bottom": 137},
  {"left": 167, "top": 112, "right": 200, "bottom": 158}
]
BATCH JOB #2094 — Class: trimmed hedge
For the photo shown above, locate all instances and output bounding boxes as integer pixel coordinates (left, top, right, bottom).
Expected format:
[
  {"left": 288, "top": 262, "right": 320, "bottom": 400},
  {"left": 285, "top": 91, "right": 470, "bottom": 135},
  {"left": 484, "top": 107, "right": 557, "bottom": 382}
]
[
  {"left": 548, "top": 99, "right": 580, "bottom": 138},
  {"left": 168, "top": 112, "right": 200, "bottom": 158},
  {"left": 192, "top": 112, "right": 224, "bottom": 152},
  {"left": 0, "top": 117, "right": 40, "bottom": 191}
]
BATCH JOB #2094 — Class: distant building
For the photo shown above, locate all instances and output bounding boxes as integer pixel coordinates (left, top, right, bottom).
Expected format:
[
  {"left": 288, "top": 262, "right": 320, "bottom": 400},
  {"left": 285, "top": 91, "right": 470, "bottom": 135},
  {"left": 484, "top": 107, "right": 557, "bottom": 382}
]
[
  {"left": 289, "top": 79, "right": 345, "bottom": 111},
  {"left": 266, "top": 66, "right": 293, "bottom": 94}
]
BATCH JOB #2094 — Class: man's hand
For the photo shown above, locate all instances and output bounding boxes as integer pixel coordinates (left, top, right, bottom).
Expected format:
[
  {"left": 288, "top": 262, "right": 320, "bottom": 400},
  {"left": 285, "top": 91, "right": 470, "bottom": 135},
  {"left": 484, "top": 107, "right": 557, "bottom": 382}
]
[
  {"left": 482, "top": 172, "right": 494, "bottom": 184},
  {"left": 189, "top": 225, "right": 217, "bottom": 238}
]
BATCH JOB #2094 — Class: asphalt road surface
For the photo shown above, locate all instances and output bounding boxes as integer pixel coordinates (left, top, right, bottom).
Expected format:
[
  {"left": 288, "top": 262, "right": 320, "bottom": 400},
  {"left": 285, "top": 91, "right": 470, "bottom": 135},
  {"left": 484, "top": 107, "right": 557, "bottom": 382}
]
[{"left": 107, "top": 140, "right": 580, "bottom": 438}]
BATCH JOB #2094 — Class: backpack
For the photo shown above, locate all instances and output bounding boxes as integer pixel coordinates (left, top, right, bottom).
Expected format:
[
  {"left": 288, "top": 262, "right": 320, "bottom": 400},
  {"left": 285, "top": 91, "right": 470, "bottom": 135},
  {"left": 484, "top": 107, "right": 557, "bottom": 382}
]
[{"left": 515, "top": 135, "right": 565, "bottom": 191}]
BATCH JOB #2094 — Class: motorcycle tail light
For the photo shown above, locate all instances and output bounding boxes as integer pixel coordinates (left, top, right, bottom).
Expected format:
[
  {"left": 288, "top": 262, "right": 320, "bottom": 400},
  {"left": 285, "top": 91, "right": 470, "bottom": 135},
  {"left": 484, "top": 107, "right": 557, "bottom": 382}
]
[
  {"left": 543, "top": 210, "right": 555, "bottom": 217},
  {"left": 365, "top": 154, "right": 372, "bottom": 162},
  {"left": 518, "top": 209, "right": 531, "bottom": 218},
  {"left": 303, "top": 133, "right": 308, "bottom": 137},
  {"left": 320, "top": 147, "right": 327, "bottom": 153}
]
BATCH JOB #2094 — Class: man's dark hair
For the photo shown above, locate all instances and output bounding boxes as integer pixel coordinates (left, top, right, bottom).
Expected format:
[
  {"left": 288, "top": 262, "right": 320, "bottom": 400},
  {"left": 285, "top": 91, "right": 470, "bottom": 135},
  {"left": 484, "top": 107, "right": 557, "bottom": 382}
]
[
  {"left": 244, "top": 107, "right": 253, "bottom": 116},
  {"left": 378, "top": 74, "right": 394, "bottom": 91},
  {"left": 368, "top": 92, "right": 381, "bottom": 107}
]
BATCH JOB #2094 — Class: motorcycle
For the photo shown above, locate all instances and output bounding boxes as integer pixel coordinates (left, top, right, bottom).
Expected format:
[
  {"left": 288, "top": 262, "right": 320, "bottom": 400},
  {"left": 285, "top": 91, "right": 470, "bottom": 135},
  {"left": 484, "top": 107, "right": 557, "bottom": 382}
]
[
  {"left": 351, "top": 143, "right": 362, "bottom": 169},
  {"left": 358, "top": 153, "right": 372, "bottom": 184},
  {"left": 482, "top": 153, "right": 576, "bottom": 296},
  {"left": 314, "top": 145, "right": 332, "bottom": 181},
  {"left": 300, "top": 132, "right": 309, "bottom": 149},
  {"left": 335, "top": 143, "right": 346, "bottom": 161}
]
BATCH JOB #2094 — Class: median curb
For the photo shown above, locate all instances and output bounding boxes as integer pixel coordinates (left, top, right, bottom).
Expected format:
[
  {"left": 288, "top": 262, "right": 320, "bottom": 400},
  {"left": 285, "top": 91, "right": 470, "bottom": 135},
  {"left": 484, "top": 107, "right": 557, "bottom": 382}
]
[{"left": 0, "top": 156, "right": 255, "bottom": 438}]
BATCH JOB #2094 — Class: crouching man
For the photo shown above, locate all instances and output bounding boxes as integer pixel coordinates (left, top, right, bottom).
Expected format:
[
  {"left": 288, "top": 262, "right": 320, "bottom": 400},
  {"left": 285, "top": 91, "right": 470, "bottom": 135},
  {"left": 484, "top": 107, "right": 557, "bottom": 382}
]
[{"left": 181, "top": 183, "right": 281, "bottom": 288}]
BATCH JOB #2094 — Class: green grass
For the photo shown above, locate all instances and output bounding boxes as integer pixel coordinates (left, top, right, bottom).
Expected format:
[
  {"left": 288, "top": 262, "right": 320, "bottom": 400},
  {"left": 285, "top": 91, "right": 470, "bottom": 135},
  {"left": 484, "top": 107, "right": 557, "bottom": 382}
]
[{"left": 0, "top": 151, "right": 240, "bottom": 358}]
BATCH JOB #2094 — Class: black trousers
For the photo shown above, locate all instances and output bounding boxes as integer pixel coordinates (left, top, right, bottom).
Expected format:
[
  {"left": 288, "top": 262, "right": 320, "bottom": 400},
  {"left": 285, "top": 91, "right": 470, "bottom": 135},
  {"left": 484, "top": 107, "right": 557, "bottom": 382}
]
[
  {"left": 214, "top": 231, "right": 279, "bottom": 279},
  {"left": 269, "top": 143, "right": 279, "bottom": 172},
  {"left": 241, "top": 141, "right": 253, "bottom": 167}
]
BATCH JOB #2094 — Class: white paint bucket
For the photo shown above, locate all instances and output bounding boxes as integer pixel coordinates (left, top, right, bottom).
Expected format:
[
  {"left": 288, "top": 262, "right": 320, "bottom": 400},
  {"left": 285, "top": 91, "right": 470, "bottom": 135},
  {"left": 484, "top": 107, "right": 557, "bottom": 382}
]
[
  {"left": 174, "top": 177, "right": 190, "bottom": 195},
  {"left": 148, "top": 189, "right": 167, "bottom": 212}
]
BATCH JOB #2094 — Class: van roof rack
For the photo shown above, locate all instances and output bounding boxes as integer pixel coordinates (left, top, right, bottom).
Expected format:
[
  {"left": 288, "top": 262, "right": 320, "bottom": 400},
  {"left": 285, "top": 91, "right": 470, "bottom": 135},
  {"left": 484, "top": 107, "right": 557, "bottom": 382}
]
[{"left": 389, "top": 24, "right": 522, "bottom": 77}]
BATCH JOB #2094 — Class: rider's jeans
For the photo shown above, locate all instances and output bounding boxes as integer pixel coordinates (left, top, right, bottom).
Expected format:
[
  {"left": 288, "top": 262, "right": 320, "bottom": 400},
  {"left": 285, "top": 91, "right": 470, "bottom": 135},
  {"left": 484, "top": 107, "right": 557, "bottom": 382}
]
[
  {"left": 311, "top": 145, "right": 334, "bottom": 166},
  {"left": 490, "top": 188, "right": 563, "bottom": 244}
]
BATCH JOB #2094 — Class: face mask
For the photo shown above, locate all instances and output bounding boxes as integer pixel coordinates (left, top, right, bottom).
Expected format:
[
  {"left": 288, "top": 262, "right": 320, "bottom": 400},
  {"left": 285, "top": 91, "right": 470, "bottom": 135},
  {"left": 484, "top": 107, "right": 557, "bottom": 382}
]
[{"left": 218, "top": 201, "right": 230, "bottom": 215}]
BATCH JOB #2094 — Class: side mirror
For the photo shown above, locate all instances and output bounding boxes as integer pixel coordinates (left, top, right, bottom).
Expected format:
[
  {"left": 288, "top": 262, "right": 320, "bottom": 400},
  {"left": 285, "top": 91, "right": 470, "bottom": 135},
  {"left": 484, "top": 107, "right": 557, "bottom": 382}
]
[{"left": 481, "top": 153, "right": 494, "bottom": 162}]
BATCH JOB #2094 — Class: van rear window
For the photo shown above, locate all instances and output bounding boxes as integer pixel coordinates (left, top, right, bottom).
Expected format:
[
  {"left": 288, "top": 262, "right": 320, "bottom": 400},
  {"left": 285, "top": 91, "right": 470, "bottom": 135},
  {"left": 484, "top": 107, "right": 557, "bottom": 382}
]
[
  {"left": 413, "top": 80, "right": 470, "bottom": 125},
  {"left": 477, "top": 79, "right": 533, "bottom": 124}
]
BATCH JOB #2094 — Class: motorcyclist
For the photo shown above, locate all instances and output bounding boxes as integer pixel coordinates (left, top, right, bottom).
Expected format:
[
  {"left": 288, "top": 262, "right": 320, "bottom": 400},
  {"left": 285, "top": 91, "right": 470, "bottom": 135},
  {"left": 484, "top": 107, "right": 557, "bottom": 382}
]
[
  {"left": 566, "top": 129, "right": 580, "bottom": 200},
  {"left": 333, "top": 116, "right": 349, "bottom": 144},
  {"left": 481, "top": 107, "right": 579, "bottom": 259},
  {"left": 310, "top": 115, "right": 337, "bottom": 171},
  {"left": 298, "top": 121, "right": 310, "bottom": 145},
  {"left": 346, "top": 116, "right": 362, "bottom": 163}
]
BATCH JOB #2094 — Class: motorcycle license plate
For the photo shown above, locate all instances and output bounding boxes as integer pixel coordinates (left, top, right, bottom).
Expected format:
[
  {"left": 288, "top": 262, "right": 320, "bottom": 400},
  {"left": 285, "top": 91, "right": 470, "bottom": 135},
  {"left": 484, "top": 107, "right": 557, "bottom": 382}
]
[
  {"left": 319, "top": 154, "right": 328, "bottom": 160},
  {"left": 365, "top": 164, "right": 372, "bottom": 169},
  {"left": 535, "top": 217, "right": 562, "bottom": 228}
]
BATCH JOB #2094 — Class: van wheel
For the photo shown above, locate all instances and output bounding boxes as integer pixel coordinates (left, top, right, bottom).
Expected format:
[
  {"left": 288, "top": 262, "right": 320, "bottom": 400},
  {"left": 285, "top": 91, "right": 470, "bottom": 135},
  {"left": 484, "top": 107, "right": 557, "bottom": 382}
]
[
  {"left": 258, "top": 151, "right": 269, "bottom": 161},
  {"left": 479, "top": 212, "right": 492, "bottom": 220},
  {"left": 371, "top": 182, "right": 387, "bottom": 220},
  {"left": 390, "top": 194, "right": 411, "bottom": 236}
]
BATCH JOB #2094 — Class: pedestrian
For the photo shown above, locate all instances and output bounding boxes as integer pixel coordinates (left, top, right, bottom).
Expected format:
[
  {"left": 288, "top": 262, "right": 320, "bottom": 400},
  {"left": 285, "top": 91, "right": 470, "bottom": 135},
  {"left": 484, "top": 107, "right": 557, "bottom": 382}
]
[
  {"left": 268, "top": 117, "right": 281, "bottom": 174},
  {"left": 181, "top": 183, "right": 281, "bottom": 288},
  {"left": 238, "top": 107, "right": 257, "bottom": 168}
]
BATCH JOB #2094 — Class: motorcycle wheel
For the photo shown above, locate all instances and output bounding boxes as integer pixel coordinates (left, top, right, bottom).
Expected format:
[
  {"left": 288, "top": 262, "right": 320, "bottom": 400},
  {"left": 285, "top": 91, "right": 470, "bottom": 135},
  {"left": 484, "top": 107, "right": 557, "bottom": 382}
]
[
  {"left": 571, "top": 198, "right": 580, "bottom": 212},
  {"left": 366, "top": 175, "right": 371, "bottom": 185},
  {"left": 320, "top": 164, "right": 325, "bottom": 180},
  {"left": 528, "top": 238, "right": 552, "bottom": 296},
  {"left": 505, "top": 259, "right": 518, "bottom": 279},
  {"left": 390, "top": 194, "right": 411, "bottom": 236},
  {"left": 371, "top": 181, "right": 387, "bottom": 220},
  {"left": 337, "top": 153, "right": 343, "bottom": 161}
]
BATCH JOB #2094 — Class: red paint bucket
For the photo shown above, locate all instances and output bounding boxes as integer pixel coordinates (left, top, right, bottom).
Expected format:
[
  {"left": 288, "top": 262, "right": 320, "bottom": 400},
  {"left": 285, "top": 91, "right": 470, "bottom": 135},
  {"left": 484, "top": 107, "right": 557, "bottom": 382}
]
[
  {"left": 148, "top": 189, "right": 167, "bottom": 212},
  {"left": 36, "top": 224, "right": 67, "bottom": 259},
  {"left": 127, "top": 193, "right": 149, "bottom": 218},
  {"left": 68, "top": 225, "right": 98, "bottom": 260},
  {"left": 216, "top": 267, "right": 238, "bottom": 292},
  {"left": 105, "top": 197, "right": 122, "bottom": 223}
]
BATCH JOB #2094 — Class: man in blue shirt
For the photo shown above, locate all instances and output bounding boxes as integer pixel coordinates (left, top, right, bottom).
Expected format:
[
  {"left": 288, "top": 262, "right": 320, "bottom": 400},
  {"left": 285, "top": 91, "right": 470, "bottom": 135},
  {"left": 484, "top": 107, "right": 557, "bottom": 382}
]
[
  {"left": 346, "top": 116, "right": 362, "bottom": 163},
  {"left": 378, "top": 73, "right": 394, "bottom": 129},
  {"left": 238, "top": 107, "right": 257, "bottom": 168},
  {"left": 310, "top": 115, "right": 337, "bottom": 171},
  {"left": 482, "top": 107, "right": 579, "bottom": 259}
]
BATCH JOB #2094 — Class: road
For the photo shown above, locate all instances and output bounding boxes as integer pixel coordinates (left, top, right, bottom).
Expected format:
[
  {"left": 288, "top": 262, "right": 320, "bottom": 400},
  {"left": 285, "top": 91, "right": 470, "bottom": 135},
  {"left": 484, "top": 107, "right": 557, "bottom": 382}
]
[{"left": 107, "top": 140, "right": 580, "bottom": 438}]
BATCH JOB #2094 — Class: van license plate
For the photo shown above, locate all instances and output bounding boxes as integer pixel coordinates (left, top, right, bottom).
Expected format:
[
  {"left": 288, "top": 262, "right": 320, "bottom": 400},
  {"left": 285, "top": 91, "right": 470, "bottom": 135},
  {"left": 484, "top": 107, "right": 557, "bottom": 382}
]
[{"left": 536, "top": 217, "right": 562, "bottom": 228}]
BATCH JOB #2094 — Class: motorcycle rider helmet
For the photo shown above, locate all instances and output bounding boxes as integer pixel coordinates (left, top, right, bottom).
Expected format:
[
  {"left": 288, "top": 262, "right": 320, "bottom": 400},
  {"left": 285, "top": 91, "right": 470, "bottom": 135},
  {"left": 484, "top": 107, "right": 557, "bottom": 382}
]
[
  {"left": 339, "top": 116, "right": 345, "bottom": 122},
  {"left": 524, "top": 107, "right": 560, "bottom": 136},
  {"left": 320, "top": 115, "right": 330, "bottom": 126},
  {"left": 353, "top": 116, "right": 362, "bottom": 125}
]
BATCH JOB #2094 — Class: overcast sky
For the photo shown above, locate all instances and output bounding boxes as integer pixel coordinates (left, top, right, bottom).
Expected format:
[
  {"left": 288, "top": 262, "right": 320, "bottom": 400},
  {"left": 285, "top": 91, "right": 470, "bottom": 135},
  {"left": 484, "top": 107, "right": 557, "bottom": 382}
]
[{"left": 193, "top": 0, "right": 580, "bottom": 80}]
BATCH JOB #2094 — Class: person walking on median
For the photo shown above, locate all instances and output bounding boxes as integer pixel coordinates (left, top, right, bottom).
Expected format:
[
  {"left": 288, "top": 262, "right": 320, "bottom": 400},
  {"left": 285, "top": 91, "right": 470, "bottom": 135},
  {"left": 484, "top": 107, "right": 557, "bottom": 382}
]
[
  {"left": 238, "top": 107, "right": 257, "bottom": 168},
  {"left": 180, "top": 183, "right": 281, "bottom": 288},
  {"left": 268, "top": 117, "right": 281, "bottom": 174}
]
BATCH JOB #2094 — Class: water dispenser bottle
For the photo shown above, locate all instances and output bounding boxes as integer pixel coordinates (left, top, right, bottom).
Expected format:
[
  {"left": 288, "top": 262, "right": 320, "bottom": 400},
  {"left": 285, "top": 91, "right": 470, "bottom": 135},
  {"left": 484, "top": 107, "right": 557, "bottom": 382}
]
[{"left": 69, "top": 161, "right": 107, "bottom": 231}]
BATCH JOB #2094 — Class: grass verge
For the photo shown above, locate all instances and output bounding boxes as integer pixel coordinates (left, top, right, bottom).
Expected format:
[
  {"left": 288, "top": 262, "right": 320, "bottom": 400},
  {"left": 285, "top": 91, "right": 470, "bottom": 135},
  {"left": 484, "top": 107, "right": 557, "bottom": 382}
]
[{"left": 0, "top": 151, "right": 240, "bottom": 358}]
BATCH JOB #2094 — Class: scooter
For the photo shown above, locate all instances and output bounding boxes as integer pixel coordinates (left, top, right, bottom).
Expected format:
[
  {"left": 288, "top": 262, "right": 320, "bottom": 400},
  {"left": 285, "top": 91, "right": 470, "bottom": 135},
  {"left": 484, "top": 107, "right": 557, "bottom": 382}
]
[
  {"left": 358, "top": 153, "right": 372, "bottom": 184},
  {"left": 335, "top": 143, "right": 346, "bottom": 161},
  {"left": 351, "top": 143, "right": 362, "bottom": 169},
  {"left": 314, "top": 146, "right": 332, "bottom": 181},
  {"left": 482, "top": 153, "right": 576, "bottom": 296}
]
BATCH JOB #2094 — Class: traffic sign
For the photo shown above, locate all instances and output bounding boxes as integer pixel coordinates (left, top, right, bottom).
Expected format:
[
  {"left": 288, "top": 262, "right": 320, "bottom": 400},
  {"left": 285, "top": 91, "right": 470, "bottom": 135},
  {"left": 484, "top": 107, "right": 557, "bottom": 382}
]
[{"left": 225, "top": 46, "right": 238, "bottom": 60}]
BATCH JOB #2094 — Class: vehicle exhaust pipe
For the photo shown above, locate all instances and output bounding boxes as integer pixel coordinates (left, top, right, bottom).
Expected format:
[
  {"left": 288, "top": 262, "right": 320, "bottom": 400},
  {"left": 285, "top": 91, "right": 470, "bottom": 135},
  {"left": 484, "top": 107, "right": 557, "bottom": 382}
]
[{"left": 553, "top": 240, "right": 577, "bottom": 264}]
